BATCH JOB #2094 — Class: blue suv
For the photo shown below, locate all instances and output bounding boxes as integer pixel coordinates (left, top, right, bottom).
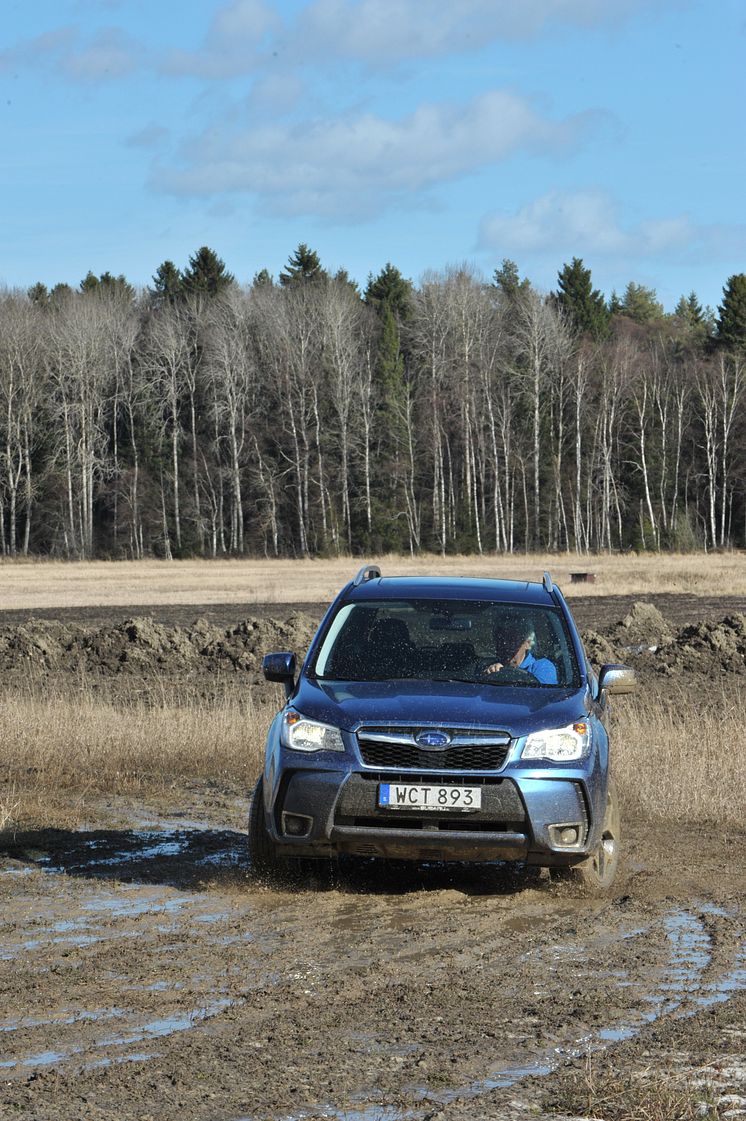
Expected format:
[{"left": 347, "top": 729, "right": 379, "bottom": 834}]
[{"left": 250, "top": 566, "right": 635, "bottom": 892}]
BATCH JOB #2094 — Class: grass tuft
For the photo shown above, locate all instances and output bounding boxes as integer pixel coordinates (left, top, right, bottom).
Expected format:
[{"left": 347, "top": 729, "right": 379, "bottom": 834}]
[
  {"left": 546, "top": 1050, "right": 720, "bottom": 1121},
  {"left": 0, "top": 682, "right": 273, "bottom": 829},
  {"left": 612, "top": 684, "right": 746, "bottom": 827}
]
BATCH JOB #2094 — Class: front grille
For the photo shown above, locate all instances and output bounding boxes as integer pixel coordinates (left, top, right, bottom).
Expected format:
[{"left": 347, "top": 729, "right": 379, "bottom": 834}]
[{"left": 357, "top": 724, "right": 511, "bottom": 772}]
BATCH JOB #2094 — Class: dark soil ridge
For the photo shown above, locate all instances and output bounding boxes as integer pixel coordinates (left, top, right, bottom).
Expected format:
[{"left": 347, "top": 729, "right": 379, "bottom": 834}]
[{"left": 0, "top": 599, "right": 743, "bottom": 685}]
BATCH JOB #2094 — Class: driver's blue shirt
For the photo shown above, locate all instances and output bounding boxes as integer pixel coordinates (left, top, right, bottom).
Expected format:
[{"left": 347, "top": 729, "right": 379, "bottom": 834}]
[{"left": 518, "top": 651, "right": 558, "bottom": 684}]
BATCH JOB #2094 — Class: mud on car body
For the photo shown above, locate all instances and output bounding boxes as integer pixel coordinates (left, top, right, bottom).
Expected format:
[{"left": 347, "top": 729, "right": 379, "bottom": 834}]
[{"left": 250, "top": 567, "right": 635, "bottom": 891}]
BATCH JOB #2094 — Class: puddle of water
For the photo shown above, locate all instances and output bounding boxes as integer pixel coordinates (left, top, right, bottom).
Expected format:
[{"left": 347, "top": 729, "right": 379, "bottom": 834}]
[
  {"left": 664, "top": 910, "right": 712, "bottom": 993},
  {"left": 88, "top": 1050, "right": 161, "bottom": 1069},
  {"left": 127, "top": 979, "right": 185, "bottom": 994},
  {"left": 22, "top": 1049, "right": 79, "bottom": 1068},
  {"left": 0, "top": 928, "right": 145, "bottom": 961},
  {"left": 84, "top": 896, "right": 187, "bottom": 918},
  {"left": 278, "top": 1107, "right": 414, "bottom": 1121},
  {"left": 0, "top": 1008, "right": 127, "bottom": 1035},
  {"left": 97, "top": 998, "right": 234, "bottom": 1048},
  {"left": 50, "top": 831, "right": 193, "bottom": 873},
  {"left": 196, "top": 850, "right": 245, "bottom": 868},
  {"left": 1, "top": 1000, "right": 236, "bottom": 1072}
]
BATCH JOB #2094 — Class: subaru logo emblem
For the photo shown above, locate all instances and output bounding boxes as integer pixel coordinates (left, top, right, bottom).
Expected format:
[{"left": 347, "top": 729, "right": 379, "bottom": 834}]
[{"left": 415, "top": 730, "right": 451, "bottom": 749}]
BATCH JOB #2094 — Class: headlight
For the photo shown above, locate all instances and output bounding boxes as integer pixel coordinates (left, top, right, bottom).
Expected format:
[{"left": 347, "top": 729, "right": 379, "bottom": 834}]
[
  {"left": 522, "top": 721, "right": 590, "bottom": 762},
  {"left": 280, "top": 709, "right": 345, "bottom": 753}
]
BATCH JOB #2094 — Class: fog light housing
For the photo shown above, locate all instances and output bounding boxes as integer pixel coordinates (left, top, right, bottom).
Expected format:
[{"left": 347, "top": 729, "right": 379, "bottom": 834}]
[
  {"left": 281, "top": 812, "right": 313, "bottom": 837},
  {"left": 548, "top": 823, "right": 585, "bottom": 849}
]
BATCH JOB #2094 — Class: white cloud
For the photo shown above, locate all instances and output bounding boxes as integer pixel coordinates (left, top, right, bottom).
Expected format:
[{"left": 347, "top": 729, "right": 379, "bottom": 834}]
[
  {"left": 126, "top": 123, "right": 170, "bottom": 149},
  {"left": 292, "top": 0, "right": 678, "bottom": 64},
  {"left": 245, "top": 72, "right": 305, "bottom": 114},
  {"left": 161, "top": 0, "right": 280, "bottom": 79},
  {"left": 0, "top": 27, "right": 77, "bottom": 73},
  {"left": 152, "top": 92, "right": 597, "bottom": 219},
  {"left": 479, "top": 189, "right": 746, "bottom": 260},
  {"left": 153, "top": 0, "right": 683, "bottom": 81},
  {"left": 62, "top": 27, "right": 142, "bottom": 80},
  {"left": 0, "top": 24, "right": 145, "bottom": 81}
]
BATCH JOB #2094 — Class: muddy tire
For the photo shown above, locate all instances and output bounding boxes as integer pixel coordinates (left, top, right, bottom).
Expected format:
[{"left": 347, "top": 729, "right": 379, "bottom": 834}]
[
  {"left": 248, "top": 778, "right": 329, "bottom": 887},
  {"left": 248, "top": 777, "right": 281, "bottom": 880},
  {"left": 553, "top": 780, "right": 620, "bottom": 894}
]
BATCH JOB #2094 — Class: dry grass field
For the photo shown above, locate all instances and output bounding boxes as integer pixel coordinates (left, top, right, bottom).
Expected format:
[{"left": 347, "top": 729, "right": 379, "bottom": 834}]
[
  {"left": 0, "top": 550, "right": 744, "bottom": 609},
  {"left": 3, "top": 680, "right": 743, "bottom": 832},
  {"left": 0, "top": 552, "right": 744, "bottom": 831},
  {"left": 0, "top": 682, "right": 277, "bottom": 829}
]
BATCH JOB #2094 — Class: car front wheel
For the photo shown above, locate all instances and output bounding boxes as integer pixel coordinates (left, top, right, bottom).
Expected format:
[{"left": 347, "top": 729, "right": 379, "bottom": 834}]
[
  {"left": 553, "top": 780, "right": 620, "bottom": 893},
  {"left": 248, "top": 776, "right": 281, "bottom": 879}
]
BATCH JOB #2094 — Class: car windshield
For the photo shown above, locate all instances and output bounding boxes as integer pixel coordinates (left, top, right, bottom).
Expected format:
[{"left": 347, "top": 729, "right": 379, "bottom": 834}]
[{"left": 312, "top": 599, "right": 580, "bottom": 687}]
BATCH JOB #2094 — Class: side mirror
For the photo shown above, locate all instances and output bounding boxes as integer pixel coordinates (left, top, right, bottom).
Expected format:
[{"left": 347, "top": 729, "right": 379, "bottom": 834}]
[
  {"left": 263, "top": 652, "right": 297, "bottom": 698},
  {"left": 598, "top": 664, "right": 636, "bottom": 695}
]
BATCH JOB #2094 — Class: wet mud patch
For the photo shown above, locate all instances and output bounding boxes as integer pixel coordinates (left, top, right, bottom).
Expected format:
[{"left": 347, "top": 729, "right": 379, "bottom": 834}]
[
  {"left": 1, "top": 825, "right": 249, "bottom": 889},
  {"left": 0, "top": 805, "right": 742, "bottom": 1121}
]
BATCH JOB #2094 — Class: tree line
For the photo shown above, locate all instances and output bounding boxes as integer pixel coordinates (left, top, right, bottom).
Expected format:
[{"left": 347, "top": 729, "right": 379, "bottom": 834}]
[{"left": 2, "top": 244, "right": 745, "bottom": 558}]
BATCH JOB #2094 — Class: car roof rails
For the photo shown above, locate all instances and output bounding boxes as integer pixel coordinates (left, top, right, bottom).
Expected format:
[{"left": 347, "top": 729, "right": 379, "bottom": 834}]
[
  {"left": 353, "top": 563, "right": 382, "bottom": 587},
  {"left": 542, "top": 571, "right": 554, "bottom": 594}
]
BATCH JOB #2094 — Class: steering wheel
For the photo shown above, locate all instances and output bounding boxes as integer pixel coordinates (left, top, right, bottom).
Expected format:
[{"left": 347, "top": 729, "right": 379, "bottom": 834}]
[{"left": 475, "top": 660, "right": 536, "bottom": 684}]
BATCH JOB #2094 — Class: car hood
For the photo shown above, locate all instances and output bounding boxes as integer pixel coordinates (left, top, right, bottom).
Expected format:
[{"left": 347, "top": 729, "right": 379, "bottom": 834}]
[{"left": 293, "top": 677, "right": 588, "bottom": 739}]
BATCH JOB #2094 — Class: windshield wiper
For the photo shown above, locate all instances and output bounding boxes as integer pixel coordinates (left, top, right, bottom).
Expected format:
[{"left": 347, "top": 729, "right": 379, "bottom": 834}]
[{"left": 429, "top": 673, "right": 542, "bottom": 688}]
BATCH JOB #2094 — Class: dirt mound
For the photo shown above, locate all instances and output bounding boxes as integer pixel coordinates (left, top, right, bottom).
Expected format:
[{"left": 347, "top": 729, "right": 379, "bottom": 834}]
[
  {"left": 635, "top": 613, "right": 746, "bottom": 679},
  {"left": 615, "top": 601, "right": 673, "bottom": 646},
  {"left": 0, "top": 612, "right": 319, "bottom": 686},
  {"left": 578, "top": 603, "right": 746, "bottom": 682},
  {"left": 0, "top": 601, "right": 743, "bottom": 691}
]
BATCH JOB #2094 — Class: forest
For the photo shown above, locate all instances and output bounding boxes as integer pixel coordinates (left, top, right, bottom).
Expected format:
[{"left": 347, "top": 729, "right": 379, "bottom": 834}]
[{"left": 1, "top": 245, "right": 745, "bottom": 559}]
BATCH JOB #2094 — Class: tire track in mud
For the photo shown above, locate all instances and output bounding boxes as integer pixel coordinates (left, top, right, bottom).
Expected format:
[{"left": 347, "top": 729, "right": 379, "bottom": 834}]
[{"left": 0, "top": 811, "right": 744, "bottom": 1121}]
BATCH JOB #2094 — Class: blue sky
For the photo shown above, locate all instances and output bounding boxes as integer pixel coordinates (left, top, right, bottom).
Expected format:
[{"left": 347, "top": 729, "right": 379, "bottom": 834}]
[{"left": 2, "top": 0, "right": 744, "bottom": 310}]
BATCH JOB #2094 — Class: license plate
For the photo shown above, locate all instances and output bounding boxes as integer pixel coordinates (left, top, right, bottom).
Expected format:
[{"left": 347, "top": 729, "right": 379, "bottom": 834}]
[{"left": 378, "top": 783, "right": 482, "bottom": 812}]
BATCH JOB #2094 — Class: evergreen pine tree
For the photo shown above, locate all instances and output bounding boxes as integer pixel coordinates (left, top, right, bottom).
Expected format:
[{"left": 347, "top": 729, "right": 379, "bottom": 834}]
[
  {"left": 333, "top": 268, "right": 360, "bottom": 296},
  {"left": 279, "top": 243, "right": 325, "bottom": 286},
  {"left": 608, "top": 290, "right": 622, "bottom": 316},
  {"left": 364, "top": 263, "right": 413, "bottom": 320},
  {"left": 716, "top": 274, "right": 746, "bottom": 351},
  {"left": 80, "top": 270, "right": 100, "bottom": 294},
  {"left": 81, "top": 271, "right": 134, "bottom": 300},
  {"left": 620, "top": 282, "right": 664, "bottom": 324},
  {"left": 27, "top": 282, "right": 49, "bottom": 307},
  {"left": 50, "top": 283, "right": 73, "bottom": 305},
  {"left": 150, "top": 260, "right": 184, "bottom": 304},
  {"left": 673, "top": 292, "right": 709, "bottom": 341},
  {"left": 680, "top": 291, "right": 705, "bottom": 326},
  {"left": 492, "top": 258, "right": 530, "bottom": 300},
  {"left": 182, "top": 246, "right": 235, "bottom": 297},
  {"left": 252, "top": 268, "right": 274, "bottom": 289},
  {"left": 554, "top": 257, "right": 609, "bottom": 338}
]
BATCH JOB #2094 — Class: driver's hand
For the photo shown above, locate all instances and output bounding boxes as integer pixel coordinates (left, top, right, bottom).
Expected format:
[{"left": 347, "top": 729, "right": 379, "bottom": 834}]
[{"left": 484, "top": 661, "right": 504, "bottom": 674}]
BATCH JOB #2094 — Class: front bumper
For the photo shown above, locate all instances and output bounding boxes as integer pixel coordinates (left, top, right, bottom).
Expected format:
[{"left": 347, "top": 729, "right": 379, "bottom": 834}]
[{"left": 267, "top": 767, "right": 593, "bottom": 864}]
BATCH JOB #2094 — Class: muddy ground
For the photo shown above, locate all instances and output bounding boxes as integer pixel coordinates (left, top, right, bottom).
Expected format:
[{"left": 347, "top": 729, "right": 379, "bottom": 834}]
[{"left": 0, "top": 594, "right": 744, "bottom": 1121}]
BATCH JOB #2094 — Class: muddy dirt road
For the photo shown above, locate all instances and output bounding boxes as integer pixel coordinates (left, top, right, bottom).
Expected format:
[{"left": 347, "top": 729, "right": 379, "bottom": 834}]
[
  {"left": 0, "top": 594, "right": 744, "bottom": 1120},
  {"left": 0, "top": 792, "right": 744, "bottom": 1121}
]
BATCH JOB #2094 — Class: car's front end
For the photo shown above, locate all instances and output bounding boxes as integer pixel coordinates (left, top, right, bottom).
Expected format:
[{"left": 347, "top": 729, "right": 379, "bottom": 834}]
[
  {"left": 260, "top": 677, "right": 607, "bottom": 868},
  {"left": 252, "top": 572, "right": 635, "bottom": 889}
]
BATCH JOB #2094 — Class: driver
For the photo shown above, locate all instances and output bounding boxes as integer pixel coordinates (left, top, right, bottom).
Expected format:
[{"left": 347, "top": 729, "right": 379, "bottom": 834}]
[{"left": 484, "top": 618, "right": 557, "bottom": 684}]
